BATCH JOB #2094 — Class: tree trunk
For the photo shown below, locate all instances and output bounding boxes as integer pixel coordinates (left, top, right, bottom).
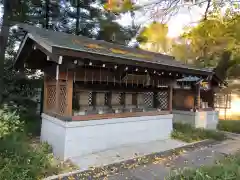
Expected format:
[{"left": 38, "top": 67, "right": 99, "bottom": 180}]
[
  {"left": 76, "top": 0, "right": 80, "bottom": 35},
  {"left": 45, "top": 0, "right": 50, "bottom": 29},
  {"left": 215, "top": 51, "right": 232, "bottom": 81},
  {"left": 0, "top": 0, "right": 11, "bottom": 104}
]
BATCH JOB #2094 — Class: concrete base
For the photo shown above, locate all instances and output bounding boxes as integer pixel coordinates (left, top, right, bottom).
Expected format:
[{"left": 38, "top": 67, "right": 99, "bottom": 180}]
[
  {"left": 173, "top": 110, "right": 219, "bottom": 130},
  {"left": 41, "top": 113, "right": 173, "bottom": 160}
]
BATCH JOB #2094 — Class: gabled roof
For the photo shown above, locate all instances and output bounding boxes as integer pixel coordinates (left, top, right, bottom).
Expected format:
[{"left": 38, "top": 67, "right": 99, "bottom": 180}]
[{"left": 15, "top": 24, "right": 213, "bottom": 76}]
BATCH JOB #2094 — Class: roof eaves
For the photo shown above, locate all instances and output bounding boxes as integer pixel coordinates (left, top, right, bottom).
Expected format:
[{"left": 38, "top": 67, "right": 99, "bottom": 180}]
[
  {"left": 52, "top": 45, "right": 211, "bottom": 75},
  {"left": 15, "top": 34, "right": 29, "bottom": 64},
  {"left": 28, "top": 33, "right": 53, "bottom": 53}
]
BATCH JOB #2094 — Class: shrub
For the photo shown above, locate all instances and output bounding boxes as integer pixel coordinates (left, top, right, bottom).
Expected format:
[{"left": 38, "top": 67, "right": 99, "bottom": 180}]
[
  {"left": 0, "top": 108, "right": 23, "bottom": 138},
  {"left": 218, "top": 120, "right": 240, "bottom": 133},
  {"left": 0, "top": 134, "right": 59, "bottom": 180},
  {"left": 172, "top": 123, "right": 226, "bottom": 142},
  {"left": 0, "top": 109, "right": 59, "bottom": 180},
  {"left": 21, "top": 113, "right": 41, "bottom": 136}
]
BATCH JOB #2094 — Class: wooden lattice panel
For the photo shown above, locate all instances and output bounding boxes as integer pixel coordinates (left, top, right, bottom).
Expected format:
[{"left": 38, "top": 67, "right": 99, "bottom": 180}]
[
  {"left": 111, "top": 92, "right": 122, "bottom": 106},
  {"left": 88, "top": 92, "right": 93, "bottom": 106},
  {"left": 59, "top": 85, "right": 67, "bottom": 114},
  {"left": 157, "top": 91, "right": 169, "bottom": 110},
  {"left": 46, "top": 74, "right": 56, "bottom": 82},
  {"left": 143, "top": 92, "right": 154, "bottom": 108},
  {"left": 47, "top": 85, "right": 56, "bottom": 111}
]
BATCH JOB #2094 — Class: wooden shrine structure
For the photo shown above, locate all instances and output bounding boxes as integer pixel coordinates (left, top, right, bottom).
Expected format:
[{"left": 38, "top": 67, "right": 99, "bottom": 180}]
[
  {"left": 14, "top": 24, "right": 222, "bottom": 160},
  {"left": 15, "top": 24, "right": 221, "bottom": 120}
]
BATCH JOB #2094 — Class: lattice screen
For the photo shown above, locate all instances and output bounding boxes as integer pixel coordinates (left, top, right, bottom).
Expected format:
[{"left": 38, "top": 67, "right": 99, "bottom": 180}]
[
  {"left": 143, "top": 92, "right": 154, "bottom": 108},
  {"left": 88, "top": 92, "right": 93, "bottom": 106},
  {"left": 112, "top": 93, "right": 122, "bottom": 106},
  {"left": 46, "top": 75, "right": 56, "bottom": 82},
  {"left": 47, "top": 85, "right": 56, "bottom": 111},
  {"left": 157, "top": 91, "right": 169, "bottom": 110},
  {"left": 59, "top": 85, "right": 67, "bottom": 114}
]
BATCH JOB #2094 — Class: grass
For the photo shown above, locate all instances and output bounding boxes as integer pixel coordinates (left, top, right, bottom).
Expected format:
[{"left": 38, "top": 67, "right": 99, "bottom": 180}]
[
  {"left": 218, "top": 120, "right": 240, "bottom": 134},
  {"left": 29, "top": 137, "right": 78, "bottom": 176},
  {"left": 0, "top": 134, "right": 78, "bottom": 180},
  {"left": 167, "top": 151, "right": 240, "bottom": 180},
  {"left": 171, "top": 123, "right": 226, "bottom": 143}
]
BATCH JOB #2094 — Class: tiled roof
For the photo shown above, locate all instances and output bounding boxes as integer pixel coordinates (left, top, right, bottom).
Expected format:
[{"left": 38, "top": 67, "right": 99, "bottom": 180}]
[{"left": 17, "top": 24, "right": 212, "bottom": 73}]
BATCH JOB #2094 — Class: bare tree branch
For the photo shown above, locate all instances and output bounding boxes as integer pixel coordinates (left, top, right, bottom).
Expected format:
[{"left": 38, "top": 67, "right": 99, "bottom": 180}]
[{"left": 204, "top": 0, "right": 211, "bottom": 20}]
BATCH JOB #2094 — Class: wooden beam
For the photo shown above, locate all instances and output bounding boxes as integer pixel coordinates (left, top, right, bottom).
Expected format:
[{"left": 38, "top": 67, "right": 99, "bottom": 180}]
[
  {"left": 74, "top": 82, "right": 168, "bottom": 92},
  {"left": 34, "top": 43, "right": 60, "bottom": 64},
  {"left": 52, "top": 46, "right": 212, "bottom": 76}
]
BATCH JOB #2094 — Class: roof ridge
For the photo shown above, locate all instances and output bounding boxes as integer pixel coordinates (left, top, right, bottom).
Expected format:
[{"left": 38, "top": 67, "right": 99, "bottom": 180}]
[{"left": 18, "top": 24, "right": 175, "bottom": 58}]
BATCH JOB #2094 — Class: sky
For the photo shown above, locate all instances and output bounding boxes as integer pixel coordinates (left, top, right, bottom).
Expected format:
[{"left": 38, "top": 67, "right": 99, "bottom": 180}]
[{"left": 118, "top": 0, "right": 207, "bottom": 38}]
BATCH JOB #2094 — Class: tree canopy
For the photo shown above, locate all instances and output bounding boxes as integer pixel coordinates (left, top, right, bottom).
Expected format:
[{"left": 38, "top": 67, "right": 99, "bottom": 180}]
[
  {"left": 171, "top": 7, "right": 240, "bottom": 77},
  {"left": 137, "top": 22, "right": 171, "bottom": 54}
]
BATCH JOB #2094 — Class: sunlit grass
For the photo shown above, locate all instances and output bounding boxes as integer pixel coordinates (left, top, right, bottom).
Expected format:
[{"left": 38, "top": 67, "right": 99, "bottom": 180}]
[{"left": 172, "top": 123, "right": 226, "bottom": 143}]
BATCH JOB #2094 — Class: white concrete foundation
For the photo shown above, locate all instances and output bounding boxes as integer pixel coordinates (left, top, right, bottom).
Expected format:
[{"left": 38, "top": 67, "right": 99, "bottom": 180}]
[
  {"left": 173, "top": 110, "right": 219, "bottom": 130},
  {"left": 41, "top": 113, "right": 173, "bottom": 160}
]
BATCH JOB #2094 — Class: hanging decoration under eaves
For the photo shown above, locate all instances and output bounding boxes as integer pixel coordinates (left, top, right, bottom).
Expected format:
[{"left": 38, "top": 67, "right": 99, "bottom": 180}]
[{"left": 176, "top": 76, "right": 200, "bottom": 82}]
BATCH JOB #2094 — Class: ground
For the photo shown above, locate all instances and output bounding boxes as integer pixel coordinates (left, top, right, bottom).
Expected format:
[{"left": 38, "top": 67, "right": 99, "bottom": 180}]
[
  {"left": 49, "top": 133, "right": 240, "bottom": 180},
  {"left": 106, "top": 133, "right": 240, "bottom": 180}
]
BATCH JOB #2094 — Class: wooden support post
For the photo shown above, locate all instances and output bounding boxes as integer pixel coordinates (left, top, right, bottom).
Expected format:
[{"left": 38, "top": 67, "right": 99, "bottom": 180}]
[
  {"left": 168, "top": 83, "right": 173, "bottom": 112},
  {"left": 195, "top": 84, "right": 201, "bottom": 111},
  {"left": 43, "top": 73, "right": 48, "bottom": 112},
  {"left": 66, "top": 71, "right": 73, "bottom": 116},
  {"left": 121, "top": 92, "right": 126, "bottom": 108},
  {"left": 55, "top": 65, "right": 60, "bottom": 114},
  {"left": 153, "top": 92, "right": 158, "bottom": 109},
  {"left": 106, "top": 92, "right": 112, "bottom": 108},
  {"left": 209, "top": 90, "right": 215, "bottom": 109},
  {"left": 92, "top": 92, "right": 97, "bottom": 110}
]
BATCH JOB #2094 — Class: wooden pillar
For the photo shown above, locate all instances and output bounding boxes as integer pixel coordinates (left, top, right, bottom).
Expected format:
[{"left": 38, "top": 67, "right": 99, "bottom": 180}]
[
  {"left": 106, "top": 92, "right": 112, "bottom": 107},
  {"left": 55, "top": 65, "right": 60, "bottom": 114},
  {"left": 66, "top": 71, "right": 73, "bottom": 116},
  {"left": 43, "top": 73, "right": 48, "bottom": 112},
  {"left": 121, "top": 92, "right": 126, "bottom": 108},
  {"left": 168, "top": 83, "right": 173, "bottom": 112},
  {"left": 153, "top": 92, "right": 159, "bottom": 109},
  {"left": 209, "top": 90, "right": 215, "bottom": 109},
  {"left": 92, "top": 92, "right": 97, "bottom": 109},
  {"left": 195, "top": 84, "right": 201, "bottom": 111}
]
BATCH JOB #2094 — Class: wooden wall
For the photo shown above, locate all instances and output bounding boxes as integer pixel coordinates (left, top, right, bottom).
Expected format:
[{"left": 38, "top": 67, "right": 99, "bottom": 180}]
[{"left": 173, "top": 89, "right": 195, "bottom": 110}]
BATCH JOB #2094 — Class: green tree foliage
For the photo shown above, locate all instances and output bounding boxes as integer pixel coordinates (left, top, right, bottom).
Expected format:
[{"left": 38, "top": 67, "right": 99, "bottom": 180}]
[
  {"left": 57, "top": 0, "right": 138, "bottom": 44},
  {"left": 103, "top": 0, "right": 135, "bottom": 13},
  {"left": 137, "top": 22, "right": 172, "bottom": 53},
  {"left": 171, "top": 7, "right": 240, "bottom": 78}
]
